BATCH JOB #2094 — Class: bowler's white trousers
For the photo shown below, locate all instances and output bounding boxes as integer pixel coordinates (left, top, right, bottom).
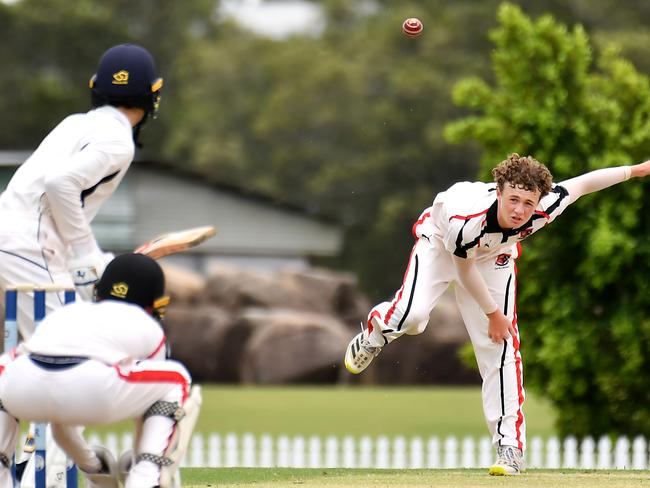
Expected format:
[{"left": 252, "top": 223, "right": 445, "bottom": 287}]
[
  {"left": 0, "top": 356, "right": 191, "bottom": 488},
  {"left": 366, "top": 233, "right": 525, "bottom": 451}
]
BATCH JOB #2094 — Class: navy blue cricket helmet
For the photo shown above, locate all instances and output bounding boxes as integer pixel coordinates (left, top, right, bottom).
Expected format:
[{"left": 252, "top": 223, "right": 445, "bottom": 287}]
[{"left": 89, "top": 44, "right": 163, "bottom": 117}]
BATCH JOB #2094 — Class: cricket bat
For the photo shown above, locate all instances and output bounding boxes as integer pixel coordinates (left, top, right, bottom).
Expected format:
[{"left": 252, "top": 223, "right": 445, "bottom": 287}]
[{"left": 134, "top": 225, "right": 217, "bottom": 260}]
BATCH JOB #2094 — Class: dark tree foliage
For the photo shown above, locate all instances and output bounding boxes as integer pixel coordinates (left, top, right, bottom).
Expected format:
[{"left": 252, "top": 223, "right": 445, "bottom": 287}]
[{"left": 0, "top": 0, "right": 214, "bottom": 151}]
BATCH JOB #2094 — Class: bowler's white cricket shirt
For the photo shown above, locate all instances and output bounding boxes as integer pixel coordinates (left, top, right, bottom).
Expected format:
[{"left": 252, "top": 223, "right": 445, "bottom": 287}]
[{"left": 425, "top": 181, "right": 571, "bottom": 261}]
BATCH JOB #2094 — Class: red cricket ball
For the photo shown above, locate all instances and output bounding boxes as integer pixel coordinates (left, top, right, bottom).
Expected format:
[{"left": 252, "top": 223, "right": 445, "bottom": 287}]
[{"left": 402, "top": 17, "right": 423, "bottom": 38}]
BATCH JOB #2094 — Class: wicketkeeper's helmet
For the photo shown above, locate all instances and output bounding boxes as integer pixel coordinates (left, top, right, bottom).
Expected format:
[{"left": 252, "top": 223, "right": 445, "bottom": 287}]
[
  {"left": 89, "top": 43, "right": 163, "bottom": 118},
  {"left": 95, "top": 253, "right": 169, "bottom": 319}
]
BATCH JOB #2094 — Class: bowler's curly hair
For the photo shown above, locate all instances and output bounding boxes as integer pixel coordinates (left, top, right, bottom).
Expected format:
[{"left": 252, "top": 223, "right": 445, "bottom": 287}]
[{"left": 492, "top": 153, "right": 553, "bottom": 197}]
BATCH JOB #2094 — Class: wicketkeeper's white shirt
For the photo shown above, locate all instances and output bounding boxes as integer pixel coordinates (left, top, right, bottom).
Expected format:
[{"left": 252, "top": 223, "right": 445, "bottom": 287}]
[
  {"left": 16, "top": 300, "right": 166, "bottom": 364},
  {"left": 0, "top": 299, "right": 188, "bottom": 488}
]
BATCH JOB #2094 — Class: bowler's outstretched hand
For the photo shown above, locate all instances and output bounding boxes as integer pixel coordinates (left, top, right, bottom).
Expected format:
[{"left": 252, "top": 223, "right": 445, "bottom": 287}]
[{"left": 630, "top": 160, "right": 650, "bottom": 178}]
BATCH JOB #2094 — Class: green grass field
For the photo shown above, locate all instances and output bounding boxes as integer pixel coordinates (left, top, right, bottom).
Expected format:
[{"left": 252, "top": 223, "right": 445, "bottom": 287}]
[
  {"left": 179, "top": 468, "right": 650, "bottom": 487},
  {"left": 86, "top": 385, "right": 557, "bottom": 438},
  {"left": 77, "top": 387, "right": 650, "bottom": 486}
]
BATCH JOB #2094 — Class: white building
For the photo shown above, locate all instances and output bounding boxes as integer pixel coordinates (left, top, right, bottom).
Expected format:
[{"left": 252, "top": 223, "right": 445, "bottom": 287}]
[{"left": 0, "top": 152, "right": 343, "bottom": 273}]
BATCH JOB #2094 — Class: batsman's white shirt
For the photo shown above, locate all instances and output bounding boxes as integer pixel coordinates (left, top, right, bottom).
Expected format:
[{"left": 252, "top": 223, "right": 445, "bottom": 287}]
[{"left": 0, "top": 106, "right": 134, "bottom": 338}]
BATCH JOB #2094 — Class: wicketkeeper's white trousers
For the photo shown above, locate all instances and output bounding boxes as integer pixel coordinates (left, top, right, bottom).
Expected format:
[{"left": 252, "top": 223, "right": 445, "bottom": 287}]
[
  {"left": 366, "top": 232, "right": 526, "bottom": 451},
  {"left": 0, "top": 356, "right": 191, "bottom": 488}
]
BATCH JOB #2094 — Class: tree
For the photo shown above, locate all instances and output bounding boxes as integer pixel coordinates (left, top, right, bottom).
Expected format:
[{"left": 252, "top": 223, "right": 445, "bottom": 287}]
[
  {"left": 446, "top": 3, "right": 650, "bottom": 437},
  {"left": 7, "top": 0, "right": 650, "bottom": 312},
  {"left": 0, "top": 0, "right": 215, "bottom": 150},
  {"left": 165, "top": 1, "right": 491, "bottom": 298}
]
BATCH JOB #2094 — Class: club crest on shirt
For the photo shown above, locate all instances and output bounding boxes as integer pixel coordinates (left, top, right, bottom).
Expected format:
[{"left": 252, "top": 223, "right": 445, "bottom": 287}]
[
  {"left": 518, "top": 227, "right": 533, "bottom": 239},
  {"left": 495, "top": 253, "right": 511, "bottom": 267}
]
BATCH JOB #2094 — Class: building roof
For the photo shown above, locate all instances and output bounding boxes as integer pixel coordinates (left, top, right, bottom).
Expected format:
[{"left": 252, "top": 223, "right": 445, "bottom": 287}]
[
  {"left": 0, "top": 151, "right": 343, "bottom": 259},
  {"left": 136, "top": 158, "right": 339, "bottom": 225}
]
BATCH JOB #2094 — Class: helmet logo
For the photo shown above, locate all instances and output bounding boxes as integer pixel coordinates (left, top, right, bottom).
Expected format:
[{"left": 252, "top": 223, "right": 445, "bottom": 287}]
[
  {"left": 112, "top": 70, "right": 129, "bottom": 85},
  {"left": 110, "top": 282, "right": 129, "bottom": 299}
]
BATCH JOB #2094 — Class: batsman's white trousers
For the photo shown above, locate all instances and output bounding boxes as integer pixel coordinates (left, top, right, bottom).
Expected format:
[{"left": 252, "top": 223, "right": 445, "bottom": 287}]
[
  {"left": 0, "top": 356, "right": 191, "bottom": 488},
  {"left": 367, "top": 232, "right": 526, "bottom": 451},
  {"left": 0, "top": 214, "right": 79, "bottom": 488},
  {"left": 0, "top": 214, "right": 73, "bottom": 341}
]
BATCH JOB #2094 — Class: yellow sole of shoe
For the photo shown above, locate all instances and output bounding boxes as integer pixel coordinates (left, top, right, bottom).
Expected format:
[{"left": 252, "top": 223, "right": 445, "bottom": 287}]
[
  {"left": 343, "top": 359, "right": 362, "bottom": 374},
  {"left": 488, "top": 466, "right": 518, "bottom": 476}
]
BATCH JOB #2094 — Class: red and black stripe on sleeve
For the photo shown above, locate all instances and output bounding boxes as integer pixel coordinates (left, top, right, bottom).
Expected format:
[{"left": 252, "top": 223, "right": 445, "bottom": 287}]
[{"left": 450, "top": 204, "right": 494, "bottom": 258}]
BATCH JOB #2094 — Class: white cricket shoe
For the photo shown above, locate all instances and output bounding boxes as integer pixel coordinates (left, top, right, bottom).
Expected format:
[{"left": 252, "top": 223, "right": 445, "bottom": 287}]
[
  {"left": 488, "top": 445, "right": 524, "bottom": 476},
  {"left": 344, "top": 324, "right": 382, "bottom": 374}
]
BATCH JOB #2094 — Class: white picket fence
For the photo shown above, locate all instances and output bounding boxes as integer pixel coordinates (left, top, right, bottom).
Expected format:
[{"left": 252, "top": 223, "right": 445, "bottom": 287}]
[{"left": 83, "top": 432, "right": 650, "bottom": 470}]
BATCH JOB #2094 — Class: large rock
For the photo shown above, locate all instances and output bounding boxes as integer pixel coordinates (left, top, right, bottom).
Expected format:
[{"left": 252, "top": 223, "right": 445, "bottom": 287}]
[
  {"left": 277, "top": 268, "right": 371, "bottom": 324},
  {"left": 160, "top": 262, "right": 478, "bottom": 386},
  {"left": 160, "top": 263, "right": 207, "bottom": 305},
  {"left": 164, "top": 304, "right": 234, "bottom": 382},
  {"left": 161, "top": 263, "right": 369, "bottom": 384},
  {"left": 203, "top": 265, "right": 293, "bottom": 310},
  {"left": 237, "top": 308, "right": 349, "bottom": 384},
  {"left": 202, "top": 264, "right": 369, "bottom": 325}
]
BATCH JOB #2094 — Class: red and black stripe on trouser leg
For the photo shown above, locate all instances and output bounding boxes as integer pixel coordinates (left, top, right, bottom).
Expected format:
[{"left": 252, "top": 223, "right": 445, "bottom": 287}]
[
  {"left": 364, "top": 237, "right": 456, "bottom": 348},
  {"left": 454, "top": 256, "right": 526, "bottom": 452}
]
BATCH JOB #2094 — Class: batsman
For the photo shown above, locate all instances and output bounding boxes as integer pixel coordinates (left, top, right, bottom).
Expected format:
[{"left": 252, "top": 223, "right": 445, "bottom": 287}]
[
  {"left": 0, "top": 42, "right": 163, "bottom": 334},
  {"left": 0, "top": 43, "right": 180, "bottom": 487},
  {"left": 345, "top": 153, "right": 650, "bottom": 475},
  {"left": 0, "top": 253, "right": 201, "bottom": 488}
]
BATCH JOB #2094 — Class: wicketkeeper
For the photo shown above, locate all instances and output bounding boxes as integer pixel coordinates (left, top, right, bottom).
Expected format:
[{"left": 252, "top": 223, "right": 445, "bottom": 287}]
[
  {"left": 344, "top": 153, "right": 650, "bottom": 475},
  {"left": 0, "top": 253, "right": 201, "bottom": 488}
]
